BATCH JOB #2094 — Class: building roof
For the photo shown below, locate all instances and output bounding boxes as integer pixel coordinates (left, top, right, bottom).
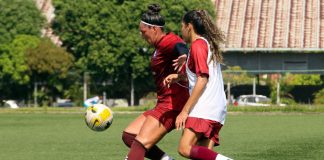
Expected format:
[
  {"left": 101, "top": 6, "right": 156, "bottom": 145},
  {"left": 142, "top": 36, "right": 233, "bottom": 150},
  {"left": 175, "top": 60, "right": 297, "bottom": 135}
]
[
  {"left": 215, "top": 0, "right": 324, "bottom": 51},
  {"left": 35, "top": 0, "right": 62, "bottom": 46}
]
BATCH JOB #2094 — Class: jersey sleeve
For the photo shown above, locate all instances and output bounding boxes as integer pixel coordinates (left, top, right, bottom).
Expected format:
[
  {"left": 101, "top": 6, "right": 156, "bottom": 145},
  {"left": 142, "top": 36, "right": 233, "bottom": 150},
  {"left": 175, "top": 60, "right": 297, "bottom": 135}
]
[
  {"left": 190, "top": 39, "right": 209, "bottom": 78},
  {"left": 174, "top": 42, "right": 189, "bottom": 56}
]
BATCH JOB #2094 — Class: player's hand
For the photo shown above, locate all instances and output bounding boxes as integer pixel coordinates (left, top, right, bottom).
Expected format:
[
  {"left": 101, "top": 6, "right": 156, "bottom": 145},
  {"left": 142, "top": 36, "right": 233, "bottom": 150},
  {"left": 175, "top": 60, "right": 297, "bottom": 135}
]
[
  {"left": 173, "top": 54, "right": 187, "bottom": 72},
  {"left": 175, "top": 111, "right": 189, "bottom": 130},
  {"left": 163, "top": 74, "right": 179, "bottom": 88}
]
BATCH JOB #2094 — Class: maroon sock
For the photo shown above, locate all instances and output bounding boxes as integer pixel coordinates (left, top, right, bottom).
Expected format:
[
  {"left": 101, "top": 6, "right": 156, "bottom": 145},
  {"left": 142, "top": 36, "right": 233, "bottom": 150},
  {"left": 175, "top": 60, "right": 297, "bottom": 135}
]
[
  {"left": 126, "top": 139, "right": 146, "bottom": 160},
  {"left": 122, "top": 131, "right": 165, "bottom": 159},
  {"left": 190, "top": 145, "right": 218, "bottom": 160},
  {"left": 122, "top": 131, "right": 136, "bottom": 147}
]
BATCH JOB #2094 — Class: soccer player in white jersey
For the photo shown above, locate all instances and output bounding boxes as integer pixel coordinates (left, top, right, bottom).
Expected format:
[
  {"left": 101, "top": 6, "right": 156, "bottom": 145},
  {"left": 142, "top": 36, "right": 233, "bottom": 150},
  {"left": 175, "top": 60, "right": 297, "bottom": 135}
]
[{"left": 163, "top": 10, "right": 232, "bottom": 160}]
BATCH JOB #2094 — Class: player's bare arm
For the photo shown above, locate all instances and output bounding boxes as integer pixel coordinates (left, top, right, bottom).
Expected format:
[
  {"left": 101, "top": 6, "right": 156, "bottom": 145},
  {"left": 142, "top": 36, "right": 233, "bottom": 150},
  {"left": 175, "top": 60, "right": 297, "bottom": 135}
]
[
  {"left": 175, "top": 75, "right": 208, "bottom": 130},
  {"left": 163, "top": 73, "right": 187, "bottom": 88}
]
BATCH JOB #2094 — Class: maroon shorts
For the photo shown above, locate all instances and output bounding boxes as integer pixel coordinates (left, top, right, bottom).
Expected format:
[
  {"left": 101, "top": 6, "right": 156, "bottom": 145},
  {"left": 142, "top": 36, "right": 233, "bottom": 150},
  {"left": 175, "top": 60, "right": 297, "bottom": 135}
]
[
  {"left": 185, "top": 117, "right": 223, "bottom": 146},
  {"left": 143, "top": 107, "right": 180, "bottom": 132}
]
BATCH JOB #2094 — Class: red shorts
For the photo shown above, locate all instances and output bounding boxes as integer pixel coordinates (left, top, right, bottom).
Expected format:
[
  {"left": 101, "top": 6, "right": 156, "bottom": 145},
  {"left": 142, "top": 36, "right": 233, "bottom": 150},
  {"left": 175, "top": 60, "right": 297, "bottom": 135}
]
[
  {"left": 143, "top": 107, "right": 180, "bottom": 132},
  {"left": 185, "top": 117, "right": 223, "bottom": 146}
]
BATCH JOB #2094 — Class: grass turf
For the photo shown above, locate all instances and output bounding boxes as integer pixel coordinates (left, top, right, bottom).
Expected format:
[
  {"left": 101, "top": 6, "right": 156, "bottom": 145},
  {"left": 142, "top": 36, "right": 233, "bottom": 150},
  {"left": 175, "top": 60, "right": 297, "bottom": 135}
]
[{"left": 0, "top": 112, "right": 323, "bottom": 160}]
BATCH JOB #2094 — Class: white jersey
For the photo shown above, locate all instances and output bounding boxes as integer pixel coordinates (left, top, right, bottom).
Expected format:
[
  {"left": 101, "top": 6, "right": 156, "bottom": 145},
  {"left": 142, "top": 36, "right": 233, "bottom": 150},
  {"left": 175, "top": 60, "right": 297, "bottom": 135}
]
[{"left": 186, "top": 37, "right": 227, "bottom": 124}]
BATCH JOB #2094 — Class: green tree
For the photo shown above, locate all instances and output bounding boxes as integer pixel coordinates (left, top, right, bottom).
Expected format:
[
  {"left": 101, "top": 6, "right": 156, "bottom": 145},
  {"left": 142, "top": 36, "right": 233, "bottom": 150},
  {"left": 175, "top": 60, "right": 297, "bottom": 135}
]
[
  {"left": 52, "top": 0, "right": 215, "bottom": 103},
  {"left": 26, "top": 38, "right": 74, "bottom": 79},
  {"left": 269, "top": 74, "right": 323, "bottom": 104},
  {"left": 26, "top": 38, "right": 75, "bottom": 106},
  {"left": 222, "top": 66, "right": 254, "bottom": 85},
  {"left": 282, "top": 73, "right": 323, "bottom": 86},
  {"left": 314, "top": 88, "right": 324, "bottom": 104},
  {"left": 0, "top": 0, "right": 45, "bottom": 44},
  {"left": 0, "top": 0, "right": 45, "bottom": 100},
  {"left": 0, "top": 35, "right": 40, "bottom": 84}
]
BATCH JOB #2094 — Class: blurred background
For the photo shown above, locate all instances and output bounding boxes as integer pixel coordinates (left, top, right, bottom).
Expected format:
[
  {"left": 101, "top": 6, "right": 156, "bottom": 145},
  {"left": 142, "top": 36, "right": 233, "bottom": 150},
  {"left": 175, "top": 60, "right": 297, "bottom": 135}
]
[{"left": 0, "top": 0, "right": 323, "bottom": 108}]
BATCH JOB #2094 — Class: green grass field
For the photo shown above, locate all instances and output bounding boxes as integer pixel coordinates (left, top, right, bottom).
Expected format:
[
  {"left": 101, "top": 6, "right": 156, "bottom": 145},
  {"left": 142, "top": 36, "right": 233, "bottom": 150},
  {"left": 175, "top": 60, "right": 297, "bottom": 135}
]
[{"left": 0, "top": 111, "right": 323, "bottom": 160}]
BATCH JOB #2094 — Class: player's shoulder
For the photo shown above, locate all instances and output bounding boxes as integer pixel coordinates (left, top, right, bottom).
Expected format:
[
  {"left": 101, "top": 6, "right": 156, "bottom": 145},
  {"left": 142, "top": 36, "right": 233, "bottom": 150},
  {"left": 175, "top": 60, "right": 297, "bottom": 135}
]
[
  {"left": 191, "top": 39, "right": 208, "bottom": 52},
  {"left": 192, "top": 38, "right": 207, "bottom": 46},
  {"left": 165, "top": 32, "right": 185, "bottom": 43}
]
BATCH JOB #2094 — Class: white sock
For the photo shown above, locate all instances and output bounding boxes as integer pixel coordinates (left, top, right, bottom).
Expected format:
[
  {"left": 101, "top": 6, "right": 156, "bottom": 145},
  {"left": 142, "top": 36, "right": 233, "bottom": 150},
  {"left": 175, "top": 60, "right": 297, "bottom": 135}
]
[
  {"left": 160, "top": 153, "right": 174, "bottom": 160},
  {"left": 216, "top": 154, "right": 233, "bottom": 160}
]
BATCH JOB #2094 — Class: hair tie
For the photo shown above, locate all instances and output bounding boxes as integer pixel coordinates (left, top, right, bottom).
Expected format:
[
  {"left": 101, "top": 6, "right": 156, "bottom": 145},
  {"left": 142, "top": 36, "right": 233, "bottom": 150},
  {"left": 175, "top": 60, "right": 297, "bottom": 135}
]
[{"left": 140, "top": 20, "right": 164, "bottom": 27}]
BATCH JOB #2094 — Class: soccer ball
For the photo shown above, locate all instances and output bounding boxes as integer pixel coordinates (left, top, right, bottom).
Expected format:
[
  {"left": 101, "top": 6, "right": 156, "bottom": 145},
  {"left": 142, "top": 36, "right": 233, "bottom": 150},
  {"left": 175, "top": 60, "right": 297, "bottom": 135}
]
[{"left": 85, "top": 104, "right": 113, "bottom": 131}]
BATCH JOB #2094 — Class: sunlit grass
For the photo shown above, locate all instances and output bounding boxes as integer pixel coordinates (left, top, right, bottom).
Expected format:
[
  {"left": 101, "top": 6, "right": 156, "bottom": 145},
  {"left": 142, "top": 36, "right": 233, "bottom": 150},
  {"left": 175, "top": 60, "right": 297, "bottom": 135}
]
[{"left": 0, "top": 113, "right": 323, "bottom": 160}]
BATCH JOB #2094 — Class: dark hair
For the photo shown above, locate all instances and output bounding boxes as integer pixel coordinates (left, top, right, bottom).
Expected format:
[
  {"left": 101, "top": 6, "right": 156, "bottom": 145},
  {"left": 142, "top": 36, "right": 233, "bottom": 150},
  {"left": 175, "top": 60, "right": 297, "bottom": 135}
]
[
  {"left": 141, "top": 4, "right": 165, "bottom": 27},
  {"left": 182, "top": 10, "right": 224, "bottom": 64}
]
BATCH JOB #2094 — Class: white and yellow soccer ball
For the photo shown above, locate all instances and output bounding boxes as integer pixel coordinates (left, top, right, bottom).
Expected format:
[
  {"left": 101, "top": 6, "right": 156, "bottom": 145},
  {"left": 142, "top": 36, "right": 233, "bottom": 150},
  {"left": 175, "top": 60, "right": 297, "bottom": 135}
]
[{"left": 85, "top": 104, "right": 113, "bottom": 131}]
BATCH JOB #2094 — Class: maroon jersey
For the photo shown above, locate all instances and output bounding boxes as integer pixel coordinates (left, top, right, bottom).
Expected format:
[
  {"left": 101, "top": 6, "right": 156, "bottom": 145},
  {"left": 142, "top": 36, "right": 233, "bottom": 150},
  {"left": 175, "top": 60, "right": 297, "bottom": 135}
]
[
  {"left": 187, "top": 39, "right": 209, "bottom": 78},
  {"left": 151, "top": 33, "right": 189, "bottom": 111}
]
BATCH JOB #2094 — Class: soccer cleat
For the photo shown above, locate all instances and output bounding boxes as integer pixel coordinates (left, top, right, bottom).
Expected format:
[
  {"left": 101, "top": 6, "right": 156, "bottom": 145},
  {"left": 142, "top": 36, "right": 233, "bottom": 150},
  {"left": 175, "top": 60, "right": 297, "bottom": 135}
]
[
  {"left": 161, "top": 153, "right": 174, "bottom": 160},
  {"left": 216, "top": 154, "right": 233, "bottom": 160}
]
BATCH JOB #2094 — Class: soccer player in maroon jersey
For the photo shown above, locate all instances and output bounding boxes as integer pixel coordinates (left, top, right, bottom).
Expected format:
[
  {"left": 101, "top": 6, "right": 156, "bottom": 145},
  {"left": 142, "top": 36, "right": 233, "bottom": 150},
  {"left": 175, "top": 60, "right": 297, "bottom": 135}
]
[
  {"left": 122, "top": 4, "right": 189, "bottom": 160},
  {"left": 164, "top": 10, "right": 232, "bottom": 160}
]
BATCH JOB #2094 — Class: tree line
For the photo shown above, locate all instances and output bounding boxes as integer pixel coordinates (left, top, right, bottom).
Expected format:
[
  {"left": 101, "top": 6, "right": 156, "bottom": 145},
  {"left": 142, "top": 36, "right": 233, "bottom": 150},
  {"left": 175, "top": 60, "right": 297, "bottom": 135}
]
[{"left": 0, "top": 0, "right": 215, "bottom": 106}]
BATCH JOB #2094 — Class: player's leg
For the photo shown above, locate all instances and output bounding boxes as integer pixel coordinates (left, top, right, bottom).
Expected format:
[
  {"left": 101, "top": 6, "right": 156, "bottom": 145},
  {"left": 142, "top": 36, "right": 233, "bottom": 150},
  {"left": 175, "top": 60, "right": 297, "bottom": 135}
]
[
  {"left": 179, "top": 128, "right": 218, "bottom": 160},
  {"left": 179, "top": 129, "right": 228, "bottom": 160},
  {"left": 126, "top": 115, "right": 170, "bottom": 160},
  {"left": 178, "top": 128, "right": 201, "bottom": 158},
  {"left": 180, "top": 117, "right": 233, "bottom": 159},
  {"left": 122, "top": 114, "right": 146, "bottom": 147},
  {"left": 122, "top": 114, "right": 170, "bottom": 160},
  {"left": 194, "top": 138, "right": 232, "bottom": 160},
  {"left": 198, "top": 137, "right": 215, "bottom": 149}
]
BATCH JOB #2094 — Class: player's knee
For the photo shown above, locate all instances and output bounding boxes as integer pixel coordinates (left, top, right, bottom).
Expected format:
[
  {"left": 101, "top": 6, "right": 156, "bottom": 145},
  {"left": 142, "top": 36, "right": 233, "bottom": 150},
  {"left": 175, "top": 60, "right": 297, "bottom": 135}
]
[
  {"left": 135, "top": 136, "right": 153, "bottom": 149},
  {"left": 178, "top": 143, "right": 191, "bottom": 158}
]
